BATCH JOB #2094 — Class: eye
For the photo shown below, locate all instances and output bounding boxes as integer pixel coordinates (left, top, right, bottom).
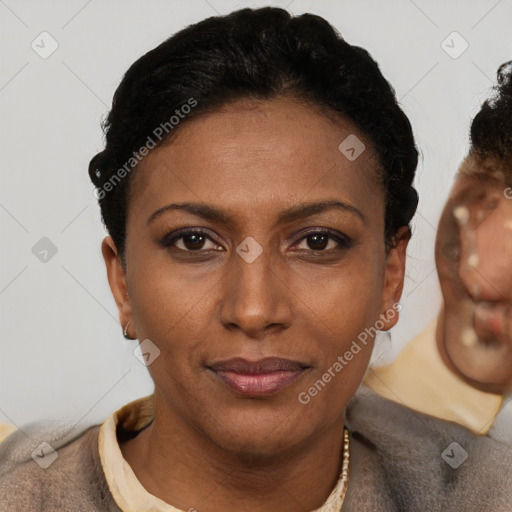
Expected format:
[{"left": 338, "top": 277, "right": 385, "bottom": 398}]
[
  {"left": 293, "top": 228, "right": 352, "bottom": 252},
  {"left": 442, "top": 242, "right": 460, "bottom": 263},
  {"left": 161, "top": 229, "right": 223, "bottom": 252},
  {"left": 161, "top": 227, "right": 352, "bottom": 254}
]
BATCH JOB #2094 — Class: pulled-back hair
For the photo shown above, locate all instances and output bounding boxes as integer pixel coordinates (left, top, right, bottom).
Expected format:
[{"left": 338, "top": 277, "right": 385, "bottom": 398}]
[{"left": 89, "top": 6, "right": 419, "bottom": 257}]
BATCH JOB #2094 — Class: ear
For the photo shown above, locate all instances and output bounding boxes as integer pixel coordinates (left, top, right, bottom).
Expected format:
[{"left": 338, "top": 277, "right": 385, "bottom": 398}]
[
  {"left": 101, "top": 236, "right": 135, "bottom": 339},
  {"left": 379, "top": 226, "right": 410, "bottom": 330}
]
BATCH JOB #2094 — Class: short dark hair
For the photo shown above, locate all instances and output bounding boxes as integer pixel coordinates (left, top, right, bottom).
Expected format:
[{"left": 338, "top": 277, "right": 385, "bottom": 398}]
[
  {"left": 470, "top": 61, "right": 512, "bottom": 180},
  {"left": 88, "top": 6, "right": 419, "bottom": 258}
]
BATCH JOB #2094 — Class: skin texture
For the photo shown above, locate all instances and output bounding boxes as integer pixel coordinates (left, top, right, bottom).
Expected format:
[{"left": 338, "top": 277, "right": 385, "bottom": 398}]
[
  {"left": 102, "top": 96, "right": 409, "bottom": 512},
  {"left": 435, "top": 163, "right": 512, "bottom": 393}
]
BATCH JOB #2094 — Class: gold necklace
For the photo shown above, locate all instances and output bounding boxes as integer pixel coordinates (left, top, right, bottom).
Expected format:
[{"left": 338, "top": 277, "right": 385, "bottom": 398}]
[{"left": 338, "top": 427, "right": 350, "bottom": 505}]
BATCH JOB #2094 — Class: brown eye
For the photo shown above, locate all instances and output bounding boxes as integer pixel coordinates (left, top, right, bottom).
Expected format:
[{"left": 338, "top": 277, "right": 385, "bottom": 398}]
[
  {"left": 294, "top": 229, "right": 352, "bottom": 252},
  {"left": 162, "top": 229, "right": 223, "bottom": 252},
  {"left": 305, "top": 234, "right": 330, "bottom": 250},
  {"left": 180, "top": 233, "right": 208, "bottom": 250}
]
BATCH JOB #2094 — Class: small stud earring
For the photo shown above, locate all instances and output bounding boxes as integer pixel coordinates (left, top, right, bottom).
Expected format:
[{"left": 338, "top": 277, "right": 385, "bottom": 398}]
[{"left": 123, "top": 321, "right": 132, "bottom": 339}]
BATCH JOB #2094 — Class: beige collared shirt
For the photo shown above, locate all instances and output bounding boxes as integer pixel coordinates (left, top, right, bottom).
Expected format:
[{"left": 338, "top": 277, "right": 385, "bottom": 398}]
[
  {"left": 364, "top": 319, "right": 503, "bottom": 434},
  {"left": 0, "top": 398, "right": 347, "bottom": 510},
  {"left": 0, "top": 423, "right": 16, "bottom": 443},
  {"left": 98, "top": 395, "right": 348, "bottom": 512}
]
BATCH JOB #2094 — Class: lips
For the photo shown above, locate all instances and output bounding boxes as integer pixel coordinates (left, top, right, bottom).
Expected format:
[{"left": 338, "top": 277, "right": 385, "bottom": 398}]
[
  {"left": 473, "top": 303, "right": 507, "bottom": 339},
  {"left": 208, "top": 357, "right": 309, "bottom": 397}
]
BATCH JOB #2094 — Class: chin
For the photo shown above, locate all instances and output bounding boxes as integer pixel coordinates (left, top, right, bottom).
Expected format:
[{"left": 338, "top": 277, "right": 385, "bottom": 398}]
[
  {"left": 443, "top": 314, "right": 512, "bottom": 393},
  {"left": 216, "top": 430, "right": 305, "bottom": 463},
  {"left": 204, "top": 404, "right": 317, "bottom": 460}
]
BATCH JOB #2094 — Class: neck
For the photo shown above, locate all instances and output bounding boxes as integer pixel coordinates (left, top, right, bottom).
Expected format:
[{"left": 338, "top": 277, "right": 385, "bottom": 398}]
[{"left": 120, "top": 394, "right": 346, "bottom": 512}]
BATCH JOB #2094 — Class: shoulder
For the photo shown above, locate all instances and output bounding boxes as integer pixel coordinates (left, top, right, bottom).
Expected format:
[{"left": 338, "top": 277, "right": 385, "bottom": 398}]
[
  {"left": 344, "top": 385, "right": 512, "bottom": 511},
  {"left": 0, "top": 422, "right": 119, "bottom": 511},
  {"left": 0, "top": 423, "right": 16, "bottom": 443}
]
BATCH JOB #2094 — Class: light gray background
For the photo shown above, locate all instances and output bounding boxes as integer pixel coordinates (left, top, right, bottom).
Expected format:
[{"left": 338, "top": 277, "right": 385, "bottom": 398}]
[{"left": 1, "top": 0, "right": 510, "bottom": 430}]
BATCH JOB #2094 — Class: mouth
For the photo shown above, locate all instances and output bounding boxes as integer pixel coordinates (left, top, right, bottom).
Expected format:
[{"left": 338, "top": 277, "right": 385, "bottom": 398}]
[
  {"left": 207, "top": 357, "right": 310, "bottom": 397},
  {"left": 473, "top": 302, "right": 508, "bottom": 341}
]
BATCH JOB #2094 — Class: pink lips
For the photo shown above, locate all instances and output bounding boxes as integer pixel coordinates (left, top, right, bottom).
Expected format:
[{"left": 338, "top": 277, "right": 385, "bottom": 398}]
[{"left": 208, "top": 357, "right": 308, "bottom": 397}]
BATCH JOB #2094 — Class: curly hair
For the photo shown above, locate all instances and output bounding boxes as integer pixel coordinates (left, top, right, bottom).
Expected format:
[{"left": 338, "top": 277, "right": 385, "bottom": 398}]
[
  {"left": 470, "top": 61, "right": 512, "bottom": 174},
  {"left": 88, "top": 6, "right": 419, "bottom": 258}
]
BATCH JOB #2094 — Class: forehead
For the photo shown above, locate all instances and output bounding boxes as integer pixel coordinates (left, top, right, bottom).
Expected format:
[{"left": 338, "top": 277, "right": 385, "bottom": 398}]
[
  {"left": 127, "top": 96, "right": 383, "bottom": 223},
  {"left": 450, "top": 171, "right": 508, "bottom": 203}
]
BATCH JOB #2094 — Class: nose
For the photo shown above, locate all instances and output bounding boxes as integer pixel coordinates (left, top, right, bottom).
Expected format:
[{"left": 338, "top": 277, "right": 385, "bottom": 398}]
[
  {"left": 458, "top": 198, "right": 512, "bottom": 302},
  {"left": 219, "top": 245, "right": 293, "bottom": 339}
]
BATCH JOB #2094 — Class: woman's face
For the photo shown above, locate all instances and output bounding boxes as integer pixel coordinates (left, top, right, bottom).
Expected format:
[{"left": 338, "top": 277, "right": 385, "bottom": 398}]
[
  {"left": 435, "top": 167, "right": 512, "bottom": 392},
  {"left": 103, "top": 96, "right": 407, "bottom": 457}
]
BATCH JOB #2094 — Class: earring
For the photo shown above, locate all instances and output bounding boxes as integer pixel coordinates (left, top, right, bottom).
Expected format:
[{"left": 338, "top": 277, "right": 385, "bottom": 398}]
[{"left": 123, "top": 321, "right": 132, "bottom": 339}]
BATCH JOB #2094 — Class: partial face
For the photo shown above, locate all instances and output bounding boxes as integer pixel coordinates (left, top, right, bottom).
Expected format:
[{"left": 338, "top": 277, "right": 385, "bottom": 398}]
[
  {"left": 436, "top": 163, "right": 512, "bottom": 393},
  {"left": 103, "top": 96, "right": 407, "bottom": 458}
]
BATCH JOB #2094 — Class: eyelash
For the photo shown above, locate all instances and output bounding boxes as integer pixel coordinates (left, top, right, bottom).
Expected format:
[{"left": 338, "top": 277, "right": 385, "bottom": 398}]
[{"left": 160, "top": 227, "right": 352, "bottom": 254}]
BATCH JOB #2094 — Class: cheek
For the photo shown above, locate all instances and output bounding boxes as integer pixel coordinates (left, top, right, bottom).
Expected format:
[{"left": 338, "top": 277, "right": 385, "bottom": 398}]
[
  {"left": 300, "top": 276, "right": 380, "bottom": 337},
  {"left": 128, "top": 271, "right": 215, "bottom": 401},
  {"left": 290, "top": 255, "right": 385, "bottom": 364},
  {"left": 436, "top": 216, "right": 464, "bottom": 300},
  {"left": 128, "top": 260, "right": 213, "bottom": 360}
]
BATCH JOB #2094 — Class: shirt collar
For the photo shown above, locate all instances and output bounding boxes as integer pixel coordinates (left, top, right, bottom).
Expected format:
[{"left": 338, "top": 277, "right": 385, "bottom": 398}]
[{"left": 99, "top": 395, "right": 347, "bottom": 512}]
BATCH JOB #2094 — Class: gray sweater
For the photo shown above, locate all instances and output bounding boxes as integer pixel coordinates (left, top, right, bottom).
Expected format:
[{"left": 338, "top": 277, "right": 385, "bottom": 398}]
[{"left": 1, "top": 387, "right": 511, "bottom": 511}]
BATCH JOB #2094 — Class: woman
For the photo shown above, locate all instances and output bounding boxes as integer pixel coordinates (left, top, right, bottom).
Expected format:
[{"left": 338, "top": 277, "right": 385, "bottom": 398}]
[{"left": 1, "top": 7, "right": 510, "bottom": 511}]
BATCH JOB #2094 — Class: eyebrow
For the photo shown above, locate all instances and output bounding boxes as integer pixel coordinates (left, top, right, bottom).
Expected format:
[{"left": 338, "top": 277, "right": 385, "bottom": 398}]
[{"left": 147, "top": 199, "right": 365, "bottom": 226}]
